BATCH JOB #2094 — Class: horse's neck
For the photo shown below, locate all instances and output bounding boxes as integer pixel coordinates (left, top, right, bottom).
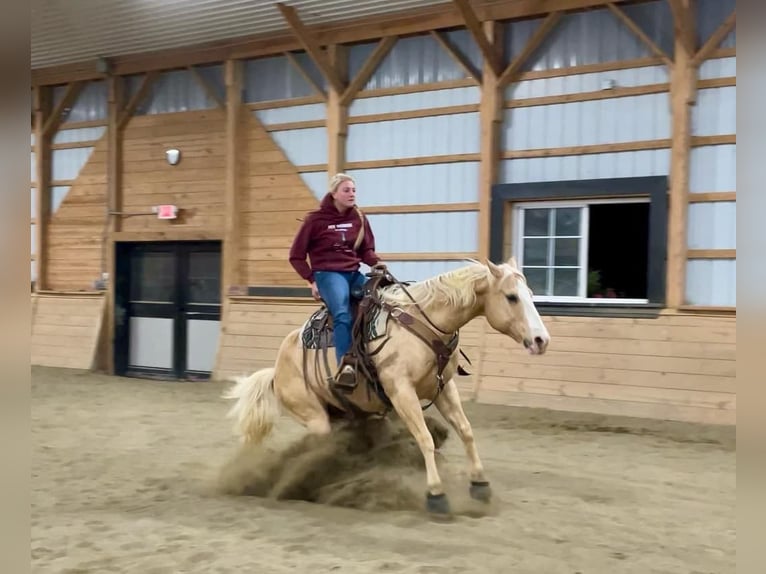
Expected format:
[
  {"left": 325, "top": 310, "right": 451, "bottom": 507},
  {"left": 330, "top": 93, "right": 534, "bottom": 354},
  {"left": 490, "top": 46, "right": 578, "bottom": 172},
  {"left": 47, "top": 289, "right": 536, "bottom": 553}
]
[{"left": 412, "top": 291, "right": 481, "bottom": 334}]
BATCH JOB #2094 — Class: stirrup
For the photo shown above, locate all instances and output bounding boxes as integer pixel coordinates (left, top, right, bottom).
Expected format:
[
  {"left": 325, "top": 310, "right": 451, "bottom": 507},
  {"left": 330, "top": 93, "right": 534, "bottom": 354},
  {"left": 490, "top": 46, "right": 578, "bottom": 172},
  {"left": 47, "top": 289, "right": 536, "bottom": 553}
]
[{"left": 334, "top": 364, "right": 357, "bottom": 393}]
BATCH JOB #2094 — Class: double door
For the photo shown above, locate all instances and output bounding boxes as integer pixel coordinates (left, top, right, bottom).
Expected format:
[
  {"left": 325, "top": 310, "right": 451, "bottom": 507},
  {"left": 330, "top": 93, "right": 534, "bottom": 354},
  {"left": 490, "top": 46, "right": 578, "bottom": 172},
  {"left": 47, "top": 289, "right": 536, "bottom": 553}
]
[{"left": 114, "top": 241, "right": 221, "bottom": 380}]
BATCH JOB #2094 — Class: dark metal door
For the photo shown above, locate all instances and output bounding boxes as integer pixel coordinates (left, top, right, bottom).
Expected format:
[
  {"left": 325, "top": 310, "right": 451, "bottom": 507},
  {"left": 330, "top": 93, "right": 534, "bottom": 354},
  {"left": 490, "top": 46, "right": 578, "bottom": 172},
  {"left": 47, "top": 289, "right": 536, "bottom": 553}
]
[{"left": 114, "top": 241, "right": 221, "bottom": 380}]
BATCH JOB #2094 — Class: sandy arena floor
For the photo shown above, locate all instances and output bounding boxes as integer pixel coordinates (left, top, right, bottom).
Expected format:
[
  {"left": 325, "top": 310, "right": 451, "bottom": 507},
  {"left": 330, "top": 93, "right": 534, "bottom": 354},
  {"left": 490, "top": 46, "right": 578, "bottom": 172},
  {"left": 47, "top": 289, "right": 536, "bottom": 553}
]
[{"left": 31, "top": 366, "right": 735, "bottom": 574}]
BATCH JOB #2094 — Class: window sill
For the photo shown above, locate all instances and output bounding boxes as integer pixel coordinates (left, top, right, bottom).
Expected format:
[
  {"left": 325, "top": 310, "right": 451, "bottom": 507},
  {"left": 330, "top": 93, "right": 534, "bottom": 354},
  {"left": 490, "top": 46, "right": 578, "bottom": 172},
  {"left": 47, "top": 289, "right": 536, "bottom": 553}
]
[{"left": 535, "top": 302, "right": 664, "bottom": 319}]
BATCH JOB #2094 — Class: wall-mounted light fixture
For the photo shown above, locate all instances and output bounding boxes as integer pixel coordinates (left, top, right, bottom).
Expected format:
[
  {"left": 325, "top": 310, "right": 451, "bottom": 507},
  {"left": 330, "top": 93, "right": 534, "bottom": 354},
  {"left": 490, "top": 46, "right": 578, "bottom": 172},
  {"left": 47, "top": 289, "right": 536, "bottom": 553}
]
[{"left": 165, "top": 148, "right": 181, "bottom": 165}]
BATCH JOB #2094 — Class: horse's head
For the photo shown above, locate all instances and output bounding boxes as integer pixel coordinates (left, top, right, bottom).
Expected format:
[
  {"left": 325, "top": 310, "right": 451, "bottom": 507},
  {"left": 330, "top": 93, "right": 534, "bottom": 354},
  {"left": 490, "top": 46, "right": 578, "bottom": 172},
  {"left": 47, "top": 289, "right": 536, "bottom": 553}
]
[{"left": 476, "top": 258, "right": 550, "bottom": 355}]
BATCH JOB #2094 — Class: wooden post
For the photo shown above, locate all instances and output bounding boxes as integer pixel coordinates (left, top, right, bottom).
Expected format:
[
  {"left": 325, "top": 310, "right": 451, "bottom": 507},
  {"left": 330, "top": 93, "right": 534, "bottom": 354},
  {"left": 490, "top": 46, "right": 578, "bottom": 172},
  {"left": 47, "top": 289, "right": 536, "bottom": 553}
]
[
  {"left": 104, "top": 75, "right": 123, "bottom": 373},
  {"left": 327, "top": 44, "right": 348, "bottom": 177},
  {"left": 666, "top": 1, "right": 696, "bottom": 309},
  {"left": 478, "top": 22, "right": 503, "bottom": 262},
  {"left": 223, "top": 59, "right": 243, "bottom": 296},
  {"left": 33, "top": 86, "right": 51, "bottom": 292}
]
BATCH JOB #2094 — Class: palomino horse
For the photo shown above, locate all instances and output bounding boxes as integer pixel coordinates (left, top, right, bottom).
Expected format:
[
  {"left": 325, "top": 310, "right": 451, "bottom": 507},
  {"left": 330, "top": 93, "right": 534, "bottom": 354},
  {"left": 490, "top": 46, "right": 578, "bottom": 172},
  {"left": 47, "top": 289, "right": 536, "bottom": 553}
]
[{"left": 223, "top": 258, "right": 550, "bottom": 516}]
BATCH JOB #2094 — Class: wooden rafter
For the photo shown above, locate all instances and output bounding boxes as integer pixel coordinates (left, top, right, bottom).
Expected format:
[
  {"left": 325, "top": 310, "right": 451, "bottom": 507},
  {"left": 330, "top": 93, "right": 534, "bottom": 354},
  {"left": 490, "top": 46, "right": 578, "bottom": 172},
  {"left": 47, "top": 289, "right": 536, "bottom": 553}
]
[
  {"left": 498, "top": 12, "right": 562, "bottom": 88},
  {"left": 606, "top": 3, "right": 672, "bottom": 66},
  {"left": 452, "top": 0, "right": 501, "bottom": 77},
  {"left": 42, "top": 81, "right": 85, "bottom": 136},
  {"left": 188, "top": 65, "right": 225, "bottom": 108},
  {"left": 276, "top": 3, "right": 344, "bottom": 94},
  {"left": 118, "top": 71, "right": 159, "bottom": 129},
  {"left": 668, "top": 0, "right": 695, "bottom": 57},
  {"left": 340, "top": 36, "right": 397, "bottom": 105},
  {"left": 284, "top": 51, "right": 327, "bottom": 100},
  {"left": 692, "top": 10, "right": 735, "bottom": 67},
  {"left": 431, "top": 31, "right": 481, "bottom": 85}
]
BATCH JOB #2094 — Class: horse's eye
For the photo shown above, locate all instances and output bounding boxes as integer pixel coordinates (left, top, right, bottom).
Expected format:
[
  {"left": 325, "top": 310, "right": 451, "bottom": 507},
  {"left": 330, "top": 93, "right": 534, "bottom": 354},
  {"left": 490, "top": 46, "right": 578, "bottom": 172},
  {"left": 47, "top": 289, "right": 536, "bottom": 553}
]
[{"left": 507, "top": 294, "right": 518, "bottom": 304}]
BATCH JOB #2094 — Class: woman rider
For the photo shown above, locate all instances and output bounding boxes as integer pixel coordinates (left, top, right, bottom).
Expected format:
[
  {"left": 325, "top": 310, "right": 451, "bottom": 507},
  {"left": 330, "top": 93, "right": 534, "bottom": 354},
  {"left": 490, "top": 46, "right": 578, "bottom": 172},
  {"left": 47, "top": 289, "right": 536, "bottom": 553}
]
[{"left": 288, "top": 173, "right": 386, "bottom": 390}]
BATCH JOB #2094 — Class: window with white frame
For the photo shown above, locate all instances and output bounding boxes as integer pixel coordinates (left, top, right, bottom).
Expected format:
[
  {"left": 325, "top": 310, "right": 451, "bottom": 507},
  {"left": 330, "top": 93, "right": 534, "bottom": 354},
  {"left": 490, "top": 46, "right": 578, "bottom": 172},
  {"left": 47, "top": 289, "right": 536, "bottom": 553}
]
[{"left": 512, "top": 198, "right": 651, "bottom": 304}]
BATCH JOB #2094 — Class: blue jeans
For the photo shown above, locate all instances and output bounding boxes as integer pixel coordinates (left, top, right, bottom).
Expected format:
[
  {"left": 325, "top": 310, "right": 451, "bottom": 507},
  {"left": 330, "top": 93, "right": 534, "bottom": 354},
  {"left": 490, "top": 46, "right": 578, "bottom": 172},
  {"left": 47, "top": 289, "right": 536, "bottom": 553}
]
[{"left": 314, "top": 270, "right": 367, "bottom": 365}]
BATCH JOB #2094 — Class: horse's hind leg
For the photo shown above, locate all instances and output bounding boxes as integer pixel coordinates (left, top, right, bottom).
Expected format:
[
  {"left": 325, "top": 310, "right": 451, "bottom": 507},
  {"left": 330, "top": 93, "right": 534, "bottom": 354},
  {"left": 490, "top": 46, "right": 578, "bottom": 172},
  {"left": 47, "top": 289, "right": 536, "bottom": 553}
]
[
  {"left": 434, "top": 378, "right": 491, "bottom": 502},
  {"left": 388, "top": 384, "right": 451, "bottom": 516}
]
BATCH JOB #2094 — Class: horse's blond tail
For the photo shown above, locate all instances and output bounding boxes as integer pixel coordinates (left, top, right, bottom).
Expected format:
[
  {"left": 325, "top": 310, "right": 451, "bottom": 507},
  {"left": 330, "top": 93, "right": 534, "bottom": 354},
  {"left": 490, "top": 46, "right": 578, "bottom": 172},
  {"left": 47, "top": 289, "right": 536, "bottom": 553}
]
[{"left": 222, "top": 367, "right": 279, "bottom": 444}]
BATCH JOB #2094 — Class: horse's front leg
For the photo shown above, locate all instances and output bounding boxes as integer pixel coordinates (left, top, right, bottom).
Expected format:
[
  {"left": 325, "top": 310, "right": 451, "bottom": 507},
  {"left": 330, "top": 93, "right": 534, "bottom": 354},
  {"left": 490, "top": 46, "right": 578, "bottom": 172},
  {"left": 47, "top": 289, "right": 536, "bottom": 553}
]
[
  {"left": 388, "top": 382, "right": 451, "bottom": 517},
  {"left": 434, "top": 378, "right": 491, "bottom": 503}
]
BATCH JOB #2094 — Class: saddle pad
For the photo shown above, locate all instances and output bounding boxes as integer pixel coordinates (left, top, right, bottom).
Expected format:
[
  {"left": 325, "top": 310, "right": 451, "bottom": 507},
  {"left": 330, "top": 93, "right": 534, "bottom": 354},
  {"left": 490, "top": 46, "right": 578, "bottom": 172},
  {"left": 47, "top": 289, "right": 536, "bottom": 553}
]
[{"left": 301, "top": 305, "right": 390, "bottom": 350}]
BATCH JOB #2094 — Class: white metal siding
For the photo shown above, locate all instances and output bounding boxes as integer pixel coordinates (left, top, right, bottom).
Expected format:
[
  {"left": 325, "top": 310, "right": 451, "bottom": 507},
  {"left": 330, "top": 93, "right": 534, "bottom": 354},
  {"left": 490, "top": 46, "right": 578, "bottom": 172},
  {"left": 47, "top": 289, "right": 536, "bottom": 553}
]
[
  {"left": 506, "top": 4, "right": 672, "bottom": 73},
  {"left": 692, "top": 87, "right": 736, "bottom": 136},
  {"left": 268, "top": 126, "right": 328, "bottom": 167},
  {"left": 367, "top": 212, "right": 477, "bottom": 253},
  {"left": 30, "top": 151, "right": 36, "bottom": 182},
  {"left": 51, "top": 148, "right": 94, "bottom": 181},
  {"left": 349, "top": 87, "right": 480, "bottom": 116},
  {"left": 244, "top": 55, "right": 316, "bottom": 102},
  {"left": 347, "top": 113, "right": 479, "bottom": 162},
  {"left": 350, "top": 32, "right": 474, "bottom": 91},
  {"left": 503, "top": 94, "right": 670, "bottom": 151},
  {"left": 686, "top": 260, "right": 736, "bottom": 307},
  {"left": 132, "top": 70, "right": 216, "bottom": 115},
  {"left": 53, "top": 80, "right": 108, "bottom": 124},
  {"left": 687, "top": 202, "right": 736, "bottom": 250},
  {"left": 300, "top": 172, "right": 330, "bottom": 200},
  {"left": 508, "top": 65, "right": 669, "bottom": 100},
  {"left": 53, "top": 127, "right": 107, "bottom": 144},
  {"left": 350, "top": 163, "right": 479, "bottom": 206},
  {"left": 696, "top": 0, "right": 735, "bottom": 49},
  {"left": 689, "top": 145, "right": 736, "bottom": 193},
  {"left": 51, "top": 186, "right": 71, "bottom": 213},
  {"left": 500, "top": 149, "right": 670, "bottom": 184},
  {"left": 255, "top": 103, "right": 326, "bottom": 125},
  {"left": 699, "top": 57, "right": 736, "bottom": 80}
]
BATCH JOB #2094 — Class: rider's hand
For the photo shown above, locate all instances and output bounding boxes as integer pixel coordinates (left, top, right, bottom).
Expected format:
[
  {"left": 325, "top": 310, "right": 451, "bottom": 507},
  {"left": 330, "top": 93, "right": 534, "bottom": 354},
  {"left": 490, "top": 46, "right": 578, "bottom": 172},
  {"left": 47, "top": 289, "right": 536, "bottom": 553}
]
[
  {"left": 309, "top": 281, "right": 321, "bottom": 300},
  {"left": 372, "top": 262, "right": 387, "bottom": 272}
]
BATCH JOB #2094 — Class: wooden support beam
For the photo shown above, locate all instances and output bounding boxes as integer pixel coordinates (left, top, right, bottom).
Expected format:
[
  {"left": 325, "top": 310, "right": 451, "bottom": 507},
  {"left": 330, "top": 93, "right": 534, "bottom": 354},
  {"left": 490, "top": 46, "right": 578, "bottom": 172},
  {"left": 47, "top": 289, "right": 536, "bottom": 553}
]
[
  {"left": 117, "top": 71, "right": 159, "bottom": 130},
  {"left": 478, "top": 21, "right": 504, "bottom": 262},
  {"left": 284, "top": 51, "right": 327, "bottom": 100},
  {"left": 223, "top": 59, "right": 243, "bottom": 298},
  {"left": 188, "top": 65, "right": 225, "bottom": 109},
  {"left": 327, "top": 45, "right": 349, "bottom": 177},
  {"left": 431, "top": 31, "right": 482, "bottom": 84},
  {"left": 42, "top": 81, "right": 85, "bottom": 137},
  {"left": 340, "top": 36, "right": 397, "bottom": 106},
  {"left": 276, "top": 3, "right": 345, "bottom": 95},
  {"left": 692, "top": 10, "right": 736, "bottom": 67},
  {"left": 103, "top": 74, "right": 123, "bottom": 374},
  {"left": 667, "top": 0, "right": 695, "bottom": 57},
  {"left": 451, "top": 0, "right": 502, "bottom": 77},
  {"left": 606, "top": 3, "right": 672, "bottom": 66},
  {"left": 666, "top": 2, "right": 696, "bottom": 309},
  {"left": 498, "top": 12, "right": 562, "bottom": 88},
  {"left": 33, "top": 86, "right": 51, "bottom": 291}
]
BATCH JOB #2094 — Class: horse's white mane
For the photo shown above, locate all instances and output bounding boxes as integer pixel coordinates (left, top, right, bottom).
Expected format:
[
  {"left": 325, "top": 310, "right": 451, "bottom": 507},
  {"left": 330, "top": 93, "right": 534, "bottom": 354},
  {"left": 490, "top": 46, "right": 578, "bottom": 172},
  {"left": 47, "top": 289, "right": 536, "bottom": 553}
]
[{"left": 380, "top": 259, "right": 523, "bottom": 309}]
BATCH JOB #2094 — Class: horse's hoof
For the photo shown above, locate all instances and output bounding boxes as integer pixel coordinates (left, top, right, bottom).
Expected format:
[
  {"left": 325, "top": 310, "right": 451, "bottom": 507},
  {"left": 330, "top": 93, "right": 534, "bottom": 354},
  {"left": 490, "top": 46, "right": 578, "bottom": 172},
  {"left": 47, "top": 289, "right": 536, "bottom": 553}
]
[
  {"left": 470, "top": 480, "right": 492, "bottom": 503},
  {"left": 426, "top": 492, "right": 451, "bottom": 518}
]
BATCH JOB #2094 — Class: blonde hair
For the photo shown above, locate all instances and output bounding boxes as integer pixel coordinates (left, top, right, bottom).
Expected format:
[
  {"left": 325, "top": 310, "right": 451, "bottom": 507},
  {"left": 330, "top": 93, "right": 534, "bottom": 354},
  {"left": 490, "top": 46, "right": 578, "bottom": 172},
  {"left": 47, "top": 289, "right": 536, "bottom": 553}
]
[
  {"left": 328, "top": 172, "right": 366, "bottom": 250},
  {"left": 329, "top": 172, "right": 355, "bottom": 194}
]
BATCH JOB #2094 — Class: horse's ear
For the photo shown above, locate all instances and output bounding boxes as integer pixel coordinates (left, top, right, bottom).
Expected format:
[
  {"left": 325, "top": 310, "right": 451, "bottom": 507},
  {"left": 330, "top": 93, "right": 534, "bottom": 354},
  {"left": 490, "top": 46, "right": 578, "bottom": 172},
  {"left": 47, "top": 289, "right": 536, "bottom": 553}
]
[
  {"left": 485, "top": 259, "right": 503, "bottom": 279},
  {"left": 506, "top": 256, "right": 518, "bottom": 269}
]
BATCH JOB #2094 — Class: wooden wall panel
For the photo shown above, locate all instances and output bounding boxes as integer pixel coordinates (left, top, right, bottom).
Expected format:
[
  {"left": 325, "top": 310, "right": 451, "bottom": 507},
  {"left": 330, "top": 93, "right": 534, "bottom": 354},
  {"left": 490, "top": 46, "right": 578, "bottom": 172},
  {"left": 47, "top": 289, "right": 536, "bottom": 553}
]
[
  {"left": 120, "top": 110, "right": 226, "bottom": 232},
  {"left": 239, "top": 113, "right": 322, "bottom": 286},
  {"left": 31, "top": 293, "right": 106, "bottom": 369},
  {"left": 476, "top": 313, "right": 736, "bottom": 425},
  {"left": 47, "top": 142, "right": 107, "bottom": 291},
  {"left": 215, "top": 301, "right": 735, "bottom": 425}
]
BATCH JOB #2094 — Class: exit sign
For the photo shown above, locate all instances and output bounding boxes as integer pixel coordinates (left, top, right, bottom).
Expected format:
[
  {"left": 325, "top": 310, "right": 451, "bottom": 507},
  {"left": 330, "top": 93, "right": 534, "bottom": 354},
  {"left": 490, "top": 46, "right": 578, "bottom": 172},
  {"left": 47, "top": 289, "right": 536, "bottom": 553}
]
[{"left": 155, "top": 205, "right": 178, "bottom": 219}]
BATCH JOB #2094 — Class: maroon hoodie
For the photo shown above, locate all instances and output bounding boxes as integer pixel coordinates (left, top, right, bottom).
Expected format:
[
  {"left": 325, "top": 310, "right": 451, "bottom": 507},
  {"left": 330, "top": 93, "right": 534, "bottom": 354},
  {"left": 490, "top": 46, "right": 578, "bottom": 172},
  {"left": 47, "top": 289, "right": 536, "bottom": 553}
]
[{"left": 289, "top": 193, "right": 380, "bottom": 283}]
